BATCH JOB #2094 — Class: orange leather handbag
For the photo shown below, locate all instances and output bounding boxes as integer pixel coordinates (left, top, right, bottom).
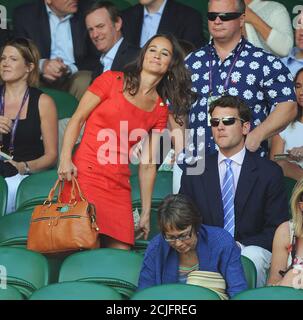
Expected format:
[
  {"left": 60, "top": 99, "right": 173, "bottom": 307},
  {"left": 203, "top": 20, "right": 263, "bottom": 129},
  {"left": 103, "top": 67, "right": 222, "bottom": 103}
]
[{"left": 27, "top": 176, "right": 100, "bottom": 254}]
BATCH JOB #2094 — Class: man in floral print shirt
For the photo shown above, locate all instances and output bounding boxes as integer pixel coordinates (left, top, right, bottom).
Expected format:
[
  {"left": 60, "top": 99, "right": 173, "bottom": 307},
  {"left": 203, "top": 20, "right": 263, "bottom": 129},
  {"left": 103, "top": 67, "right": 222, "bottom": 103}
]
[{"left": 176, "top": 0, "right": 296, "bottom": 177}]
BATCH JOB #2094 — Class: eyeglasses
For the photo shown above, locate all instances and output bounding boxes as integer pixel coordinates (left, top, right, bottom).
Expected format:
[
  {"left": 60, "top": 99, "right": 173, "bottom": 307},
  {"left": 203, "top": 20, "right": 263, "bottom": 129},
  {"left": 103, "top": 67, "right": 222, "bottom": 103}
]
[
  {"left": 207, "top": 12, "right": 243, "bottom": 22},
  {"left": 164, "top": 226, "right": 193, "bottom": 242},
  {"left": 210, "top": 116, "right": 245, "bottom": 127}
]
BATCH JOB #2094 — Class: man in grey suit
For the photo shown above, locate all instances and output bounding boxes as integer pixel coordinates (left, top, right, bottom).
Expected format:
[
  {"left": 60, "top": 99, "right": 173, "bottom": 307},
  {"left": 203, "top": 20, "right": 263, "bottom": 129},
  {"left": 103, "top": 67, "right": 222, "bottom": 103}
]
[{"left": 85, "top": 1, "right": 140, "bottom": 80}]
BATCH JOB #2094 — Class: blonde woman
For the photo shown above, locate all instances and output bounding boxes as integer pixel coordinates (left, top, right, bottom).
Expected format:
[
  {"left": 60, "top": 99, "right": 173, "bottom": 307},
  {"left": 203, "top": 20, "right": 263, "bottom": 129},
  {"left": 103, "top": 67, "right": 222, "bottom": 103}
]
[
  {"left": 0, "top": 38, "right": 58, "bottom": 213},
  {"left": 267, "top": 178, "right": 303, "bottom": 287}
]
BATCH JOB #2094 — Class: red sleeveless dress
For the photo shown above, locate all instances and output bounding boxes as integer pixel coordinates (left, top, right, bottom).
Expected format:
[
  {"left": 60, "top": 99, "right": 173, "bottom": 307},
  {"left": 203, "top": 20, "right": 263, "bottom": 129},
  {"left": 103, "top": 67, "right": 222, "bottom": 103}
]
[{"left": 61, "top": 71, "right": 168, "bottom": 245}]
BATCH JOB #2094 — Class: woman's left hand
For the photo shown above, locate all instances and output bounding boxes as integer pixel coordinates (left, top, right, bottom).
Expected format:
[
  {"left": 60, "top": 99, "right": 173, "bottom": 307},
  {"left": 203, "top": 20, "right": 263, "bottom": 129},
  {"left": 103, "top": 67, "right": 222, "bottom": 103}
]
[
  {"left": 287, "top": 147, "right": 303, "bottom": 162},
  {"left": 4, "top": 160, "right": 26, "bottom": 175},
  {"left": 138, "top": 213, "right": 150, "bottom": 240}
]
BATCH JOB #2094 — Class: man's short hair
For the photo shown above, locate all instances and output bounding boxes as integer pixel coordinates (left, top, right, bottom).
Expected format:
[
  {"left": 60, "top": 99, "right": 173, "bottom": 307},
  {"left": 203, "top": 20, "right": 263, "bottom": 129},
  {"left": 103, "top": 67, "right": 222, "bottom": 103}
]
[
  {"left": 208, "top": 0, "right": 246, "bottom": 13},
  {"left": 85, "top": 1, "right": 121, "bottom": 23},
  {"left": 208, "top": 95, "right": 252, "bottom": 122}
]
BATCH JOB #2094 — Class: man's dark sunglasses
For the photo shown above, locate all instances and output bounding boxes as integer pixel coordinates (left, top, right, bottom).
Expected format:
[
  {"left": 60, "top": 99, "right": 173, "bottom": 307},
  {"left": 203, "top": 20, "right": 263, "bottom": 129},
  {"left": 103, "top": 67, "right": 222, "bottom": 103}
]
[
  {"left": 210, "top": 116, "right": 245, "bottom": 127},
  {"left": 207, "top": 12, "right": 243, "bottom": 21}
]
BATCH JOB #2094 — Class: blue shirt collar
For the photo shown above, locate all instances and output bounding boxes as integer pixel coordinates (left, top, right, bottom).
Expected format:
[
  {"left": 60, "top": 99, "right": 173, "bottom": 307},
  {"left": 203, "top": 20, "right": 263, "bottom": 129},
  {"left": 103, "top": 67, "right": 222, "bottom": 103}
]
[
  {"left": 287, "top": 47, "right": 303, "bottom": 62},
  {"left": 101, "top": 37, "right": 124, "bottom": 62},
  {"left": 143, "top": 0, "right": 167, "bottom": 17},
  {"left": 45, "top": 3, "right": 73, "bottom": 21}
]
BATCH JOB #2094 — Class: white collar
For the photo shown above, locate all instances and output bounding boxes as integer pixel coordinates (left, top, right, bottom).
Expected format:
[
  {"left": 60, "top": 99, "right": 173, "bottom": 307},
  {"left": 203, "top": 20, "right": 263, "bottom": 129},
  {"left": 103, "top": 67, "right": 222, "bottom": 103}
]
[{"left": 218, "top": 146, "right": 246, "bottom": 166}]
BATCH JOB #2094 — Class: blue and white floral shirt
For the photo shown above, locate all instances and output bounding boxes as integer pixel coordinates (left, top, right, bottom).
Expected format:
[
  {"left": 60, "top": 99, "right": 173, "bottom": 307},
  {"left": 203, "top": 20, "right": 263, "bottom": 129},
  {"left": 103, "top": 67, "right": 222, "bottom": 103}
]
[{"left": 182, "top": 37, "right": 295, "bottom": 163}]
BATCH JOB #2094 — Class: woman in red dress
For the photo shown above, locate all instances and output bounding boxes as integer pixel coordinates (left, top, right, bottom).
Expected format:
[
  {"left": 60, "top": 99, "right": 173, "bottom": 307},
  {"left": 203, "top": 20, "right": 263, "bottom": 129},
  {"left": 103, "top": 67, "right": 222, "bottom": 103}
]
[{"left": 58, "top": 34, "right": 195, "bottom": 250}]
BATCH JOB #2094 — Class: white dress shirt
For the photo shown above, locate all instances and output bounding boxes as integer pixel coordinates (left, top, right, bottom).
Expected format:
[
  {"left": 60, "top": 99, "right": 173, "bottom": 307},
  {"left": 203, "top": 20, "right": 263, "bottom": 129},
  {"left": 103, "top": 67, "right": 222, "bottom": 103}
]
[
  {"left": 39, "top": 4, "right": 77, "bottom": 74},
  {"left": 100, "top": 37, "right": 123, "bottom": 72},
  {"left": 218, "top": 147, "right": 246, "bottom": 194}
]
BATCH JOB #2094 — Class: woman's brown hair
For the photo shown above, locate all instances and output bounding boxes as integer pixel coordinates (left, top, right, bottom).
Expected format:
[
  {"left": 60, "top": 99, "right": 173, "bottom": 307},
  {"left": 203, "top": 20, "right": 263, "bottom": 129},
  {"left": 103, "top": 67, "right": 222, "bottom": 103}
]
[
  {"left": 0, "top": 37, "right": 40, "bottom": 87},
  {"left": 123, "top": 34, "right": 196, "bottom": 126}
]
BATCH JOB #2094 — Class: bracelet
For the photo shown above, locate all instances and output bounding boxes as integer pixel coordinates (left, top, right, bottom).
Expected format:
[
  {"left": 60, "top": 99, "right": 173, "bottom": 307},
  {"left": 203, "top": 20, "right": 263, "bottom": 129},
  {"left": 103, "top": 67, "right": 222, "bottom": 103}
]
[{"left": 24, "top": 161, "right": 31, "bottom": 175}]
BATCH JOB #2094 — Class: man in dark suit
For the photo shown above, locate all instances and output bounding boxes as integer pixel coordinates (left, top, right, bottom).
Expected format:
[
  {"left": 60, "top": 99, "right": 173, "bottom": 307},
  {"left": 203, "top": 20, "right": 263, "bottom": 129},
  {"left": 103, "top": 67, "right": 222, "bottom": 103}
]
[
  {"left": 85, "top": 1, "right": 140, "bottom": 81},
  {"left": 179, "top": 95, "right": 289, "bottom": 287},
  {"left": 122, "top": 0, "right": 205, "bottom": 49},
  {"left": 0, "top": 28, "right": 10, "bottom": 50},
  {"left": 13, "top": 0, "right": 97, "bottom": 99}
]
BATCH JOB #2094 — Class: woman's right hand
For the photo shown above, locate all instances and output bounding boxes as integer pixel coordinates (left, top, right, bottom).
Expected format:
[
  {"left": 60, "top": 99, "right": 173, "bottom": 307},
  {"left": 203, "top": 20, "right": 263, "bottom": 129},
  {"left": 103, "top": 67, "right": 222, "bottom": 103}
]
[
  {"left": 0, "top": 116, "right": 12, "bottom": 134},
  {"left": 57, "top": 157, "right": 78, "bottom": 181}
]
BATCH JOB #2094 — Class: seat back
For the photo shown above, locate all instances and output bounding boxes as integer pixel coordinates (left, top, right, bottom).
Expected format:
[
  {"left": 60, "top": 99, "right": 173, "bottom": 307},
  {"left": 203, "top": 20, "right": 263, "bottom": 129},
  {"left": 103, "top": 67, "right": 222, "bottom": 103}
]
[
  {"left": 131, "top": 171, "right": 173, "bottom": 240},
  {"left": 0, "top": 247, "right": 49, "bottom": 298},
  {"left": 0, "top": 176, "right": 8, "bottom": 217},
  {"left": 40, "top": 87, "right": 78, "bottom": 120},
  {"left": 241, "top": 256, "right": 257, "bottom": 289},
  {"left": 29, "top": 281, "right": 122, "bottom": 300},
  {"left": 131, "top": 283, "right": 221, "bottom": 300},
  {"left": 131, "top": 170, "right": 173, "bottom": 204},
  {"left": 15, "top": 169, "right": 58, "bottom": 212},
  {"left": 232, "top": 286, "right": 303, "bottom": 300},
  {"left": 0, "top": 285, "right": 24, "bottom": 300},
  {"left": 59, "top": 248, "right": 144, "bottom": 299},
  {"left": 0, "top": 209, "right": 32, "bottom": 247}
]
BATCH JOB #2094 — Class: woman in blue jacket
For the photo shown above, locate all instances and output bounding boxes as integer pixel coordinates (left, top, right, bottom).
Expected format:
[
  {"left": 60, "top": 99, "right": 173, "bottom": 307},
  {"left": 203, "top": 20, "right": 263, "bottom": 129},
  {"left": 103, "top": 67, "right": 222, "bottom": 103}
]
[{"left": 138, "top": 194, "right": 248, "bottom": 298}]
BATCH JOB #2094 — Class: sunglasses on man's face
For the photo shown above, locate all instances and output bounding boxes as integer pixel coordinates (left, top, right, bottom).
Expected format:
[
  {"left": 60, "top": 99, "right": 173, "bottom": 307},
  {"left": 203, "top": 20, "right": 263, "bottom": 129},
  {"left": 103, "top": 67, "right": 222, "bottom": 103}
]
[
  {"left": 207, "top": 12, "right": 243, "bottom": 22},
  {"left": 210, "top": 116, "right": 245, "bottom": 127}
]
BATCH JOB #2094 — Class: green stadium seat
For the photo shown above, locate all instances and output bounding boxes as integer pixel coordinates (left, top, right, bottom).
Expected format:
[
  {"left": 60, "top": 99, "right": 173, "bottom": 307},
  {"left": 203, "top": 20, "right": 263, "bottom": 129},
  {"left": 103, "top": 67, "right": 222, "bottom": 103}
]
[
  {"left": 131, "top": 170, "right": 172, "bottom": 204},
  {"left": 29, "top": 281, "right": 122, "bottom": 300},
  {"left": 0, "top": 285, "right": 24, "bottom": 300},
  {"left": 40, "top": 87, "right": 78, "bottom": 120},
  {"left": 0, "top": 176, "right": 8, "bottom": 217},
  {"left": 241, "top": 255, "right": 257, "bottom": 289},
  {"left": 0, "top": 247, "right": 49, "bottom": 298},
  {"left": 0, "top": 209, "right": 32, "bottom": 247},
  {"left": 15, "top": 169, "right": 58, "bottom": 212},
  {"left": 59, "top": 248, "right": 144, "bottom": 299},
  {"left": 232, "top": 286, "right": 303, "bottom": 300},
  {"left": 131, "top": 170, "right": 173, "bottom": 245},
  {"left": 131, "top": 283, "right": 221, "bottom": 300}
]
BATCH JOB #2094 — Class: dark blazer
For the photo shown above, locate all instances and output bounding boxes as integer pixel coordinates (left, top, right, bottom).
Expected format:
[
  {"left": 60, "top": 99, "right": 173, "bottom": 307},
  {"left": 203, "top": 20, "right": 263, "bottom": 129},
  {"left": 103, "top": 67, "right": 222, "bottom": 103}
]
[
  {"left": 179, "top": 151, "right": 289, "bottom": 252},
  {"left": 12, "top": 0, "right": 97, "bottom": 71},
  {"left": 0, "top": 28, "right": 10, "bottom": 49},
  {"left": 91, "top": 39, "right": 140, "bottom": 80},
  {"left": 122, "top": 0, "right": 205, "bottom": 49}
]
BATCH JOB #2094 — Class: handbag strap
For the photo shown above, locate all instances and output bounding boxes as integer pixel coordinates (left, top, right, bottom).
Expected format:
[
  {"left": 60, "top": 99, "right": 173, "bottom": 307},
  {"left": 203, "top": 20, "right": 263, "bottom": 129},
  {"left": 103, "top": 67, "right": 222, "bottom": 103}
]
[
  {"left": 70, "top": 176, "right": 86, "bottom": 202},
  {"left": 45, "top": 179, "right": 62, "bottom": 203},
  {"left": 45, "top": 177, "right": 86, "bottom": 205}
]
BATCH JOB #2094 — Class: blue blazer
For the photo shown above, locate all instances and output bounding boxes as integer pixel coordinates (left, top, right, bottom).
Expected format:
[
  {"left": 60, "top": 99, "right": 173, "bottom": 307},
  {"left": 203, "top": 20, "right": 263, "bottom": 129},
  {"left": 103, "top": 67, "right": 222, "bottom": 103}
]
[
  {"left": 180, "top": 151, "right": 289, "bottom": 252},
  {"left": 138, "top": 225, "right": 248, "bottom": 298}
]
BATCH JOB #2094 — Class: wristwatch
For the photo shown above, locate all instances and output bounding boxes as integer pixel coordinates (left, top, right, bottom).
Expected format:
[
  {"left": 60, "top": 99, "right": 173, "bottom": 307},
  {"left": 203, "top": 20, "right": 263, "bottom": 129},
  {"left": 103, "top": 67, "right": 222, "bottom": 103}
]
[{"left": 24, "top": 161, "right": 31, "bottom": 175}]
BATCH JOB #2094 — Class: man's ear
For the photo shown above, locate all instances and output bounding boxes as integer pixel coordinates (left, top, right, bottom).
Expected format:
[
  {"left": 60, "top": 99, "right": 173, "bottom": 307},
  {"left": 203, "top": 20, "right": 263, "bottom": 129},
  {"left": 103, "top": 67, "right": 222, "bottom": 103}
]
[
  {"left": 239, "top": 13, "right": 245, "bottom": 28},
  {"left": 115, "top": 17, "right": 123, "bottom": 32},
  {"left": 242, "top": 121, "right": 251, "bottom": 136}
]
